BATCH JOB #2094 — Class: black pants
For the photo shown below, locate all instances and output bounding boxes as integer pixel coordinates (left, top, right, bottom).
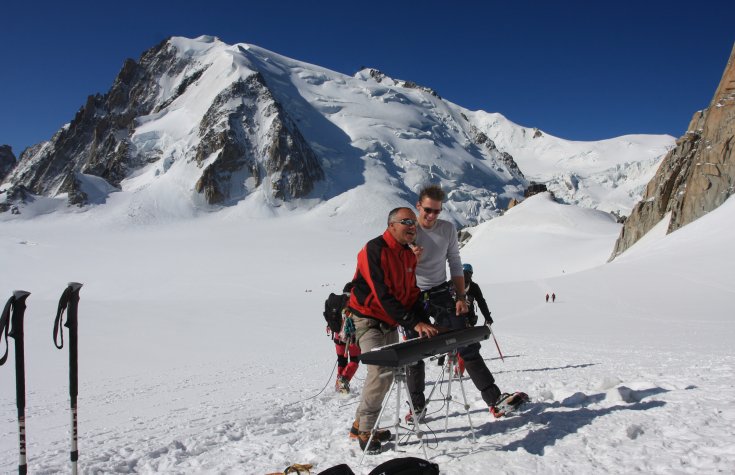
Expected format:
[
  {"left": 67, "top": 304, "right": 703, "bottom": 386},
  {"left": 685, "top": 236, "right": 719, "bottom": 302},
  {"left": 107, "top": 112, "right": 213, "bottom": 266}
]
[{"left": 405, "top": 287, "right": 500, "bottom": 408}]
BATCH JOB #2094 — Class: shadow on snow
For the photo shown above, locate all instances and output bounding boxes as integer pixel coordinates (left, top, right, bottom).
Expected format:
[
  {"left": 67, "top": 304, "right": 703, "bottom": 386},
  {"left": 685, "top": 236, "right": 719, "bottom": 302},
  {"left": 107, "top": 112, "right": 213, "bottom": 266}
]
[{"left": 394, "top": 387, "right": 669, "bottom": 459}]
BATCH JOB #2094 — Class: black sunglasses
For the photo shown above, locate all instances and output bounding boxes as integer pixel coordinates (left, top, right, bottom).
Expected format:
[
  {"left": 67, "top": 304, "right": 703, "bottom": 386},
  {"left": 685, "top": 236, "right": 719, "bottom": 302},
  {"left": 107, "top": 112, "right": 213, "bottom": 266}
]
[
  {"left": 392, "top": 218, "right": 417, "bottom": 226},
  {"left": 420, "top": 205, "right": 442, "bottom": 215}
]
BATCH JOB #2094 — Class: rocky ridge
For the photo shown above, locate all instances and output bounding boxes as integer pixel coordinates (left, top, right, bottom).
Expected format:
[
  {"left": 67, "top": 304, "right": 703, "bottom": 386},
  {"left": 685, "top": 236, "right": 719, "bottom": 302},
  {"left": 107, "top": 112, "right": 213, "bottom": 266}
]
[
  {"left": 611, "top": 43, "right": 735, "bottom": 259},
  {"left": 0, "top": 145, "right": 15, "bottom": 182},
  {"left": 1, "top": 37, "right": 323, "bottom": 209}
]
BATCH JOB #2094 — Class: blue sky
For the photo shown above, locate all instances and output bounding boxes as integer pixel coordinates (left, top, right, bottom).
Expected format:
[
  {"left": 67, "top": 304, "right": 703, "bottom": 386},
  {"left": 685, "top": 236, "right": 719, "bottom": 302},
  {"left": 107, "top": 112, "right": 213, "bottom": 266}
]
[{"left": 2, "top": 0, "right": 734, "bottom": 157}]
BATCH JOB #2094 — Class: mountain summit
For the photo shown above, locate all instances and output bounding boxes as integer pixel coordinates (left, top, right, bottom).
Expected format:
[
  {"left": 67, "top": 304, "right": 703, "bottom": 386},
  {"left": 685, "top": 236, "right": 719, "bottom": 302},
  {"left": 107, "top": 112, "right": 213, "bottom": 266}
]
[{"left": 1, "top": 36, "right": 671, "bottom": 225}]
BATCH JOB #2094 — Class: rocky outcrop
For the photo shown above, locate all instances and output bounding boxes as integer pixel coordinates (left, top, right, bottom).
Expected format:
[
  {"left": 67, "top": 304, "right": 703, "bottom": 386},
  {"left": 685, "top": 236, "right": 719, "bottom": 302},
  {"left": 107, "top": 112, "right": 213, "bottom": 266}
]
[
  {"left": 0, "top": 145, "right": 15, "bottom": 182},
  {"left": 193, "top": 74, "right": 323, "bottom": 204},
  {"left": 5, "top": 39, "right": 177, "bottom": 199},
  {"left": 524, "top": 182, "right": 548, "bottom": 198},
  {"left": 358, "top": 68, "right": 441, "bottom": 98},
  {"left": 611, "top": 43, "right": 735, "bottom": 259},
  {"left": 469, "top": 125, "right": 525, "bottom": 180}
]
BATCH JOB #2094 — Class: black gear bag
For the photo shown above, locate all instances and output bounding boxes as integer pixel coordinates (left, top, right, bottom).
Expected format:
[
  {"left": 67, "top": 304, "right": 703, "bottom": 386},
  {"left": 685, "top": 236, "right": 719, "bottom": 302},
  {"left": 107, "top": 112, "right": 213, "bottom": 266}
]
[
  {"left": 323, "top": 292, "right": 347, "bottom": 333},
  {"left": 368, "top": 457, "right": 440, "bottom": 475}
]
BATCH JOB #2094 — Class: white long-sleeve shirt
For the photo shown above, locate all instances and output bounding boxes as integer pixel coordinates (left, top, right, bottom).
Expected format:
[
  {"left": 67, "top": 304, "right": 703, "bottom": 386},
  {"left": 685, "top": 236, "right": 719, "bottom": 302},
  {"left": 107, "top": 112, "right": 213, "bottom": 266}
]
[{"left": 415, "top": 219, "right": 463, "bottom": 290}]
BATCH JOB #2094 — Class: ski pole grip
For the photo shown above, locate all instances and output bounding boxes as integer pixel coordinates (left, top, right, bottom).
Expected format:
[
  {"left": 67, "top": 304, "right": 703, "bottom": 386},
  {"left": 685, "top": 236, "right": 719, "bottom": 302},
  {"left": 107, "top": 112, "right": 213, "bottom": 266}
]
[
  {"left": 8, "top": 290, "right": 31, "bottom": 341},
  {"left": 12, "top": 291, "right": 31, "bottom": 301},
  {"left": 68, "top": 282, "right": 83, "bottom": 293}
]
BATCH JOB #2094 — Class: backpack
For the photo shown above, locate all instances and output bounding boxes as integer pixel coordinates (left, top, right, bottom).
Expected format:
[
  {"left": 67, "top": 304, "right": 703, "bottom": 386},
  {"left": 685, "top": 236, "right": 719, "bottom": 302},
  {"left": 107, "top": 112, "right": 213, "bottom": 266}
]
[
  {"left": 323, "top": 292, "right": 348, "bottom": 333},
  {"left": 317, "top": 457, "right": 439, "bottom": 475},
  {"left": 367, "top": 457, "right": 440, "bottom": 475},
  {"left": 317, "top": 464, "right": 355, "bottom": 475}
]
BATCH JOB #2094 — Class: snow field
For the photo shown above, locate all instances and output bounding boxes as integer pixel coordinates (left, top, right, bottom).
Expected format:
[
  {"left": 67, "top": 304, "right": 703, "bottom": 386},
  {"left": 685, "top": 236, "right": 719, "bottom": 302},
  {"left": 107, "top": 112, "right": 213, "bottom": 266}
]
[{"left": 1, "top": 191, "right": 734, "bottom": 473}]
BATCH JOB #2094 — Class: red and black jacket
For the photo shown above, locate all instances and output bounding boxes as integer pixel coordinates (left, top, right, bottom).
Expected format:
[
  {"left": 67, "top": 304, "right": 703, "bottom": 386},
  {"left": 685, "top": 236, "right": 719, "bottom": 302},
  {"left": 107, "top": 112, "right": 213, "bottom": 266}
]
[{"left": 348, "top": 230, "right": 425, "bottom": 328}]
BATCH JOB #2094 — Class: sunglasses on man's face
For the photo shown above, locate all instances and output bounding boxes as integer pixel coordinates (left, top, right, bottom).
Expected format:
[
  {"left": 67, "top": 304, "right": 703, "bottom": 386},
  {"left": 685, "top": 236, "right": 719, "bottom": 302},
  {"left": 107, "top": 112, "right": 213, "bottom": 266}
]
[
  {"left": 420, "top": 205, "right": 442, "bottom": 215},
  {"left": 393, "top": 218, "right": 418, "bottom": 226}
]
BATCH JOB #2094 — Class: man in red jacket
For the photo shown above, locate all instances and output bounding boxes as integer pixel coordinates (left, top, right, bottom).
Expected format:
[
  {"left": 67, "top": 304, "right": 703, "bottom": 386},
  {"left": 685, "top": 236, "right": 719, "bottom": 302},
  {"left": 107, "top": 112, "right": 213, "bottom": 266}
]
[{"left": 347, "top": 207, "right": 438, "bottom": 454}]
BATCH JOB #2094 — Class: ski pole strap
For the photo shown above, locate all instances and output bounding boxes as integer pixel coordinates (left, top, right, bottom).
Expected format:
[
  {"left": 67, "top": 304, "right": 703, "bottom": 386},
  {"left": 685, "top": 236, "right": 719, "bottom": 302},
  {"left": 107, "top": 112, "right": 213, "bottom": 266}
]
[
  {"left": 53, "top": 287, "right": 72, "bottom": 350},
  {"left": 0, "top": 297, "right": 12, "bottom": 366}
]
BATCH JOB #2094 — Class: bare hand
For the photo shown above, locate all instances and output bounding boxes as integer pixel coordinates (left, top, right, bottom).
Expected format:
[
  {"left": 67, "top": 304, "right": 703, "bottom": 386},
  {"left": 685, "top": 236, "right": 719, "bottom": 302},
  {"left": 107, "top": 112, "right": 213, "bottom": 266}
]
[
  {"left": 414, "top": 321, "right": 439, "bottom": 338},
  {"left": 408, "top": 243, "right": 423, "bottom": 262},
  {"left": 456, "top": 299, "right": 468, "bottom": 315}
]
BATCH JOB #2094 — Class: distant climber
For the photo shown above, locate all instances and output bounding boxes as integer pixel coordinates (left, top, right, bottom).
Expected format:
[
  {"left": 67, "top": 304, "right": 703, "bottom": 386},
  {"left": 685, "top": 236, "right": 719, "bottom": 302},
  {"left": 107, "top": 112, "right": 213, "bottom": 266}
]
[
  {"left": 461, "top": 263, "right": 493, "bottom": 327},
  {"left": 545, "top": 293, "right": 549, "bottom": 303},
  {"left": 552, "top": 293, "right": 556, "bottom": 303}
]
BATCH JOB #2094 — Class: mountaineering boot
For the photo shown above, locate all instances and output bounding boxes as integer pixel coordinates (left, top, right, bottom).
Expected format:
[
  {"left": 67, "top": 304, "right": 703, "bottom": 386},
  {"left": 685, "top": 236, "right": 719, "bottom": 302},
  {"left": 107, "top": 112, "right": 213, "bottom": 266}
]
[
  {"left": 356, "top": 431, "right": 381, "bottom": 454},
  {"left": 335, "top": 376, "right": 350, "bottom": 394},
  {"left": 491, "top": 392, "right": 529, "bottom": 418},
  {"left": 404, "top": 406, "right": 425, "bottom": 425},
  {"left": 349, "top": 420, "right": 391, "bottom": 442}
]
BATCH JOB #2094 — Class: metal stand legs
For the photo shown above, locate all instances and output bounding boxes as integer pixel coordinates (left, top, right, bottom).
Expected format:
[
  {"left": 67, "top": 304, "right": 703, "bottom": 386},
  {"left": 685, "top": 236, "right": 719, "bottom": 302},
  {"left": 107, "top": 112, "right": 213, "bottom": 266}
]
[
  {"left": 359, "top": 366, "right": 428, "bottom": 465},
  {"left": 424, "top": 351, "right": 476, "bottom": 442}
]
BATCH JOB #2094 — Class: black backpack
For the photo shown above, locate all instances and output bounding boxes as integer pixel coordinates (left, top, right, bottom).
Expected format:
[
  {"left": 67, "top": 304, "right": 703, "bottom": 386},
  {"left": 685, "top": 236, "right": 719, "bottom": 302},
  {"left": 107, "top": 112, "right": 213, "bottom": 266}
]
[
  {"left": 317, "top": 457, "right": 439, "bottom": 475},
  {"left": 323, "top": 292, "right": 348, "bottom": 333},
  {"left": 368, "top": 457, "right": 440, "bottom": 475}
]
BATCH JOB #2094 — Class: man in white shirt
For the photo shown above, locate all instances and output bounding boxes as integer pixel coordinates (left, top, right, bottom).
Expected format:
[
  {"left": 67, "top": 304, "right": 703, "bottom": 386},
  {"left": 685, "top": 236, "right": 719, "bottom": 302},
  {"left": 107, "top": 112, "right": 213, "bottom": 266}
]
[{"left": 405, "top": 185, "right": 502, "bottom": 420}]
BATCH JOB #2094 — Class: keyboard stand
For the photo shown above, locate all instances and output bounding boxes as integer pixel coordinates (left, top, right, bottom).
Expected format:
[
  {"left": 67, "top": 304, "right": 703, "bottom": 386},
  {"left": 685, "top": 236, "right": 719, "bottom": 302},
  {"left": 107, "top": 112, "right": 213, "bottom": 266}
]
[
  {"left": 359, "top": 365, "right": 428, "bottom": 465},
  {"left": 424, "top": 351, "right": 476, "bottom": 442}
]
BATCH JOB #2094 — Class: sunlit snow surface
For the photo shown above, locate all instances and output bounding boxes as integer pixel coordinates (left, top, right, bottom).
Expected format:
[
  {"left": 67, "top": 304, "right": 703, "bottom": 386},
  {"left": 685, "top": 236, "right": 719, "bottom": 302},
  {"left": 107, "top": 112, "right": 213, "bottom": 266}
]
[{"left": 1, "top": 190, "right": 734, "bottom": 473}]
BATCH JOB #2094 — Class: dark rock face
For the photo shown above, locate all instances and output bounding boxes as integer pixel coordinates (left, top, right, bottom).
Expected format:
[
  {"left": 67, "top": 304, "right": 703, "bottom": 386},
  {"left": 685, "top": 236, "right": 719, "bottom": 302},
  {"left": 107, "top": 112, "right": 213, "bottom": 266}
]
[
  {"left": 611, "top": 43, "right": 735, "bottom": 259},
  {"left": 3, "top": 37, "right": 323, "bottom": 209},
  {"left": 0, "top": 145, "right": 16, "bottom": 182},
  {"left": 6, "top": 39, "right": 177, "bottom": 199},
  {"left": 0, "top": 185, "right": 30, "bottom": 213},
  {"left": 524, "top": 182, "right": 548, "bottom": 198},
  {"left": 361, "top": 68, "right": 441, "bottom": 98},
  {"left": 192, "top": 74, "right": 323, "bottom": 204},
  {"left": 469, "top": 126, "right": 525, "bottom": 180}
]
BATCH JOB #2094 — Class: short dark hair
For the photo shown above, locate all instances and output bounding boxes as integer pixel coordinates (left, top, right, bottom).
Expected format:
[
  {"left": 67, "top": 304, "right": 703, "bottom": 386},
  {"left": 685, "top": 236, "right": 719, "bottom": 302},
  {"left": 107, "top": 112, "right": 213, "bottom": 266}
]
[
  {"left": 387, "top": 207, "right": 411, "bottom": 225},
  {"left": 418, "top": 184, "right": 446, "bottom": 203}
]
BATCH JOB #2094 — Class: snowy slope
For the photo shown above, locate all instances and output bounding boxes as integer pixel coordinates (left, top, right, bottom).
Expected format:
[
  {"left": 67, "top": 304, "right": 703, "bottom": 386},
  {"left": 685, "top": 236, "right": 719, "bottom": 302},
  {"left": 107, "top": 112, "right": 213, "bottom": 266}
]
[
  {"left": 1, "top": 183, "right": 733, "bottom": 473},
  {"left": 461, "top": 192, "right": 622, "bottom": 283},
  {"left": 467, "top": 110, "right": 675, "bottom": 214}
]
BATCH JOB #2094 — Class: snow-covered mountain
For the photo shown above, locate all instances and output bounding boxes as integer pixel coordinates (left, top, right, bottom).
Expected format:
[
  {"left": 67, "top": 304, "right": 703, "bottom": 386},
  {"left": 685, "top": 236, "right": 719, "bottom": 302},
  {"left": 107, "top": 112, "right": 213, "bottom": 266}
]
[
  {"left": 470, "top": 112, "right": 675, "bottom": 215},
  {"left": 0, "top": 36, "right": 673, "bottom": 226}
]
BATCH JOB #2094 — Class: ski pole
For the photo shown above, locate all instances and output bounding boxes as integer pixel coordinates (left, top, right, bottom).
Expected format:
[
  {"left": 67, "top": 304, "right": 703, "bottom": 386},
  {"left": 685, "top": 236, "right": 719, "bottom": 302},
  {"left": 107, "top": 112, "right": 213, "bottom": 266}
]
[
  {"left": 490, "top": 328, "right": 505, "bottom": 363},
  {"left": 1, "top": 290, "right": 32, "bottom": 475},
  {"left": 53, "top": 282, "right": 83, "bottom": 475}
]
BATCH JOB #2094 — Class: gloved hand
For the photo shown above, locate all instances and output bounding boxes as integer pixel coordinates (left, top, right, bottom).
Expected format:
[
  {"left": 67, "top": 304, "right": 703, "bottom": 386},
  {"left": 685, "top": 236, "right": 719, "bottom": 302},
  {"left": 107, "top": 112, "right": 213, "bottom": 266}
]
[{"left": 485, "top": 311, "right": 494, "bottom": 326}]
